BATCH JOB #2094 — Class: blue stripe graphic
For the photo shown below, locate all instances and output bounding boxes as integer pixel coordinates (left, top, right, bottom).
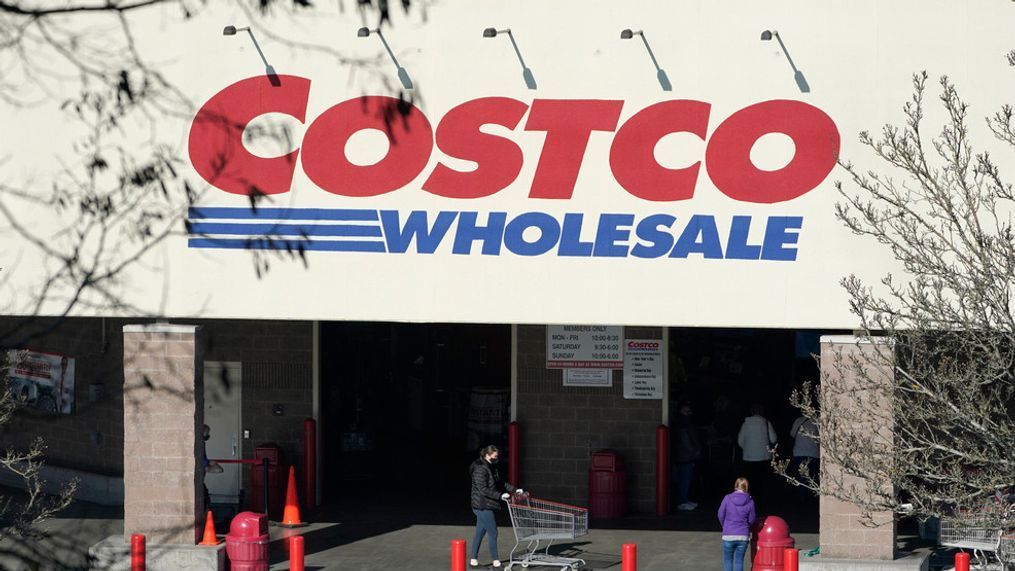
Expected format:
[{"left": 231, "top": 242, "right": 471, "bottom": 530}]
[
  {"left": 188, "top": 207, "right": 378, "bottom": 222},
  {"left": 188, "top": 238, "right": 386, "bottom": 253},
  {"left": 189, "top": 222, "right": 382, "bottom": 238}
]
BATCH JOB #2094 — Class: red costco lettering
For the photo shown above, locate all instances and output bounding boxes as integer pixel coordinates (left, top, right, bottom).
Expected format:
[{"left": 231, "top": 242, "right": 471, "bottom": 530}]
[
  {"left": 188, "top": 75, "right": 310, "bottom": 196},
  {"left": 188, "top": 76, "right": 840, "bottom": 203},
  {"left": 627, "top": 341, "right": 659, "bottom": 349}
]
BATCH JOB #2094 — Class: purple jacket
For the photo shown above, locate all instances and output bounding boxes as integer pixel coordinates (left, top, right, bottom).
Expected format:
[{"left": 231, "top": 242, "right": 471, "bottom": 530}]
[{"left": 717, "top": 491, "right": 756, "bottom": 537}]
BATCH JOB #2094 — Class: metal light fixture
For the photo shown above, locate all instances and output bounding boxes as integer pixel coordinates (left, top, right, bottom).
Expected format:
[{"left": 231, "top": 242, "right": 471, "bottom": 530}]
[
  {"left": 620, "top": 29, "right": 672, "bottom": 92},
  {"left": 483, "top": 27, "right": 537, "bottom": 90},
  {"left": 760, "top": 29, "right": 810, "bottom": 93},
  {"left": 223, "top": 25, "right": 280, "bottom": 86},
  {"left": 357, "top": 27, "right": 414, "bottom": 90}
]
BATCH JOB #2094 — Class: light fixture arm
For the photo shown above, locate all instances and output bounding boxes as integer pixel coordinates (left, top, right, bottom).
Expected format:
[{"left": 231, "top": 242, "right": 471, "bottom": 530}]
[
  {"left": 504, "top": 30, "right": 528, "bottom": 70},
  {"left": 242, "top": 28, "right": 270, "bottom": 68},
  {"left": 374, "top": 30, "right": 402, "bottom": 70},
  {"left": 773, "top": 32, "right": 799, "bottom": 73},
  {"left": 637, "top": 33, "right": 662, "bottom": 72}
]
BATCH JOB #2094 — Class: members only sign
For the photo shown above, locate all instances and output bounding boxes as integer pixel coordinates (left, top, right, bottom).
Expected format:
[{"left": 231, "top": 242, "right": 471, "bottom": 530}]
[
  {"left": 623, "top": 340, "right": 663, "bottom": 399},
  {"left": 547, "top": 325, "right": 624, "bottom": 369}
]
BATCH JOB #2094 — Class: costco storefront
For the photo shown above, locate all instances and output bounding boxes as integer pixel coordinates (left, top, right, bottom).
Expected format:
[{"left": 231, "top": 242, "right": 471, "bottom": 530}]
[{"left": 3, "top": 0, "right": 1012, "bottom": 562}]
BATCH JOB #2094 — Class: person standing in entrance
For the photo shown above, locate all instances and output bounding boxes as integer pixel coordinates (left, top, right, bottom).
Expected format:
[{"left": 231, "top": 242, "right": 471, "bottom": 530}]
[
  {"left": 790, "top": 413, "right": 820, "bottom": 498},
  {"left": 718, "top": 477, "right": 756, "bottom": 571},
  {"left": 736, "top": 404, "right": 777, "bottom": 496},
  {"left": 673, "top": 403, "right": 701, "bottom": 511},
  {"left": 469, "top": 445, "right": 523, "bottom": 568}
]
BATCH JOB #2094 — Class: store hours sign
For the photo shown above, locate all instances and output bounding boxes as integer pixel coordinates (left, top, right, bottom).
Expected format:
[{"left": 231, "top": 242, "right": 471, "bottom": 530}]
[{"left": 546, "top": 325, "right": 624, "bottom": 369}]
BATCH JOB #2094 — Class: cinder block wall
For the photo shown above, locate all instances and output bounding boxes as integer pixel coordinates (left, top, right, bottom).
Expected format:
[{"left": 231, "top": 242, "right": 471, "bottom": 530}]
[
  {"left": 516, "top": 325, "right": 663, "bottom": 513},
  {"left": 0, "top": 317, "right": 313, "bottom": 492}
]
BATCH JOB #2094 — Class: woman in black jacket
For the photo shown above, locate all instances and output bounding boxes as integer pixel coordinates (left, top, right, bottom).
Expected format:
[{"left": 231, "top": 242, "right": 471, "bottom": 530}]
[{"left": 469, "top": 445, "right": 523, "bottom": 568}]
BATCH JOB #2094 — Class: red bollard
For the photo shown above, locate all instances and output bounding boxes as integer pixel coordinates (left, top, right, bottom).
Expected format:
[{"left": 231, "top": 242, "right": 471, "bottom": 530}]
[
  {"left": 622, "top": 543, "right": 637, "bottom": 571},
  {"left": 303, "top": 418, "right": 317, "bottom": 508},
  {"left": 785, "top": 548, "right": 799, "bottom": 571},
  {"left": 508, "top": 422, "right": 521, "bottom": 489},
  {"left": 955, "top": 552, "right": 970, "bottom": 571},
  {"left": 130, "top": 534, "right": 145, "bottom": 571},
  {"left": 290, "top": 536, "right": 305, "bottom": 571},
  {"left": 656, "top": 425, "right": 670, "bottom": 516},
  {"left": 451, "top": 538, "right": 467, "bottom": 571}
]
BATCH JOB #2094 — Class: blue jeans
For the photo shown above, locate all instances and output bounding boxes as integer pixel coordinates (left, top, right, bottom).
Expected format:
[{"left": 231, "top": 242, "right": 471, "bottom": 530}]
[
  {"left": 722, "top": 539, "right": 749, "bottom": 571},
  {"left": 675, "top": 462, "right": 694, "bottom": 504},
  {"left": 471, "top": 509, "right": 499, "bottom": 561}
]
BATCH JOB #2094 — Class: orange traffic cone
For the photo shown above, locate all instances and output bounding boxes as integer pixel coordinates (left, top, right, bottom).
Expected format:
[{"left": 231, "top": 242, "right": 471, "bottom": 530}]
[
  {"left": 280, "top": 466, "right": 308, "bottom": 528},
  {"left": 198, "top": 510, "right": 220, "bottom": 545}
]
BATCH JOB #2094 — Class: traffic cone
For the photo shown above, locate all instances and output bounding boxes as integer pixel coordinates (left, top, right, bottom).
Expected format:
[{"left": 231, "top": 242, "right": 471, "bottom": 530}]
[
  {"left": 198, "top": 510, "right": 220, "bottom": 545},
  {"left": 280, "top": 466, "right": 309, "bottom": 528}
]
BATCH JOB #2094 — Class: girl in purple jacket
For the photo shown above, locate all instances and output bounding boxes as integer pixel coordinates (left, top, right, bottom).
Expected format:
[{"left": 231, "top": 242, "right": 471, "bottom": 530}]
[{"left": 717, "top": 477, "right": 756, "bottom": 571}]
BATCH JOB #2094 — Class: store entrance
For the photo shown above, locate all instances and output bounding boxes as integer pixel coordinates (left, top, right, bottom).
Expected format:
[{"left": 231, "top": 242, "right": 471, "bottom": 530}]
[
  {"left": 667, "top": 328, "right": 834, "bottom": 531},
  {"left": 320, "top": 322, "right": 511, "bottom": 501}
]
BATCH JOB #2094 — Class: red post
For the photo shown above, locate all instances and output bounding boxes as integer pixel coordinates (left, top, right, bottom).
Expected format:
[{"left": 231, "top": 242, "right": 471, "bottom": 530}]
[
  {"left": 451, "top": 538, "right": 467, "bottom": 571},
  {"left": 508, "top": 421, "right": 521, "bottom": 488},
  {"left": 955, "top": 552, "right": 970, "bottom": 571},
  {"left": 303, "top": 418, "right": 317, "bottom": 508},
  {"left": 656, "top": 425, "right": 670, "bottom": 516},
  {"left": 785, "top": 548, "right": 799, "bottom": 571},
  {"left": 290, "top": 536, "right": 305, "bottom": 571},
  {"left": 130, "top": 534, "right": 145, "bottom": 571},
  {"left": 622, "top": 543, "right": 637, "bottom": 571}
]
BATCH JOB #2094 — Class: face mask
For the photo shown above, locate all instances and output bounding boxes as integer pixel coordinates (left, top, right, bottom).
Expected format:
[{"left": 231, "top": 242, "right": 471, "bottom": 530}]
[
  {"left": 203, "top": 435, "right": 210, "bottom": 441},
  {"left": 489, "top": 457, "right": 499, "bottom": 464}
]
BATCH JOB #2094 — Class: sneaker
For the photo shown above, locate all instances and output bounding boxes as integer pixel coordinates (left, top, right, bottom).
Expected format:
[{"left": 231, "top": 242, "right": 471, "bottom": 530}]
[
  {"left": 677, "top": 502, "right": 696, "bottom": 511},
  {"left": 470, "top": 559, "right": 480, "bottom": 568},
  {"left": 492, "top": 561, "right": 502, "bottom": 568},
  {"left": 687, "top": 501, "right": 698, "bottom": 509}
]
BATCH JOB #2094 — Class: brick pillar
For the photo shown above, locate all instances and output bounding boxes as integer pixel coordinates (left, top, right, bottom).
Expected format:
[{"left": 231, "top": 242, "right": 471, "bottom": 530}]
[
  {"left": 122, "top": 324, "right": 204, "bottom": 545},
  {"left": 818, "top": 335, "right": 895, "bottom": 560}
]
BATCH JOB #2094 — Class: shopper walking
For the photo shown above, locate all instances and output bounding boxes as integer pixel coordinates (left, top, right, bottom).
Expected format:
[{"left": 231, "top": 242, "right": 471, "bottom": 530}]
[
  {"left": 790, "top": 413, "right": 820, "bottom": 497},
  {"left": 736, "top": 404, "right": 777, "bottom": 496},
  {"left": 717, "top": 477, "right": 757, "bottom": 571},
  {"left": 673, "top": 403, "right": 701, "bottom": 511},
  {"left": 469, "top": 445, "right": 523, "bottom": 568}
]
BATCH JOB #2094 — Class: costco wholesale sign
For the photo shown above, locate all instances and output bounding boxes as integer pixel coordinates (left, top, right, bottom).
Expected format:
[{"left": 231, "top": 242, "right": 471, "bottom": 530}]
[{"left": 3, "top": 1, "right": 1015, "bottom": 327}]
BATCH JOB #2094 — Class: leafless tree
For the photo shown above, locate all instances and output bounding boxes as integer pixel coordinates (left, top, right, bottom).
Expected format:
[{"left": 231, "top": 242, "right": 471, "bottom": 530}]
[
  {"left": 777, "top": 71, "right": 1015, "bottom": 537},
  {"left": 0, "top": 1, "right": 424, "bottom": 562}
]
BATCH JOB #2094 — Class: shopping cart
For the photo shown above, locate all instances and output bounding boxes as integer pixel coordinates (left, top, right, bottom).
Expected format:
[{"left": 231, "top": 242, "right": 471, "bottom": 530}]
[
  {"left": 504, "top": 493, "right": 588, "bottom": 570},
  {"left": 939, "top": 507, "right": 1015, "bottom": 569}
]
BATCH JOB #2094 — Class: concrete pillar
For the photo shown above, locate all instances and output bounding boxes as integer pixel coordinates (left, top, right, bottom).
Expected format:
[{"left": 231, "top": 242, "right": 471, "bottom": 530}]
[
  {"left": 122, "top": 324, "right": 204, "bottom": 545},
  {"left": 818, "top": 335, "right": 896, "bottom": 560}
]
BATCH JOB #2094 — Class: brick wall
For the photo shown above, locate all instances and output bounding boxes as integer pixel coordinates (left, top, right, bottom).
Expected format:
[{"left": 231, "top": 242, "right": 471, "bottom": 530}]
[
  {"left": 516, "top": 325, "right": 663, "bottom": 513},
  {"left": 0, "top": 317, "right": 130, "bottom": 476},
  {"left": 0, "top": 317, "right": 314, "bottom": 489}
]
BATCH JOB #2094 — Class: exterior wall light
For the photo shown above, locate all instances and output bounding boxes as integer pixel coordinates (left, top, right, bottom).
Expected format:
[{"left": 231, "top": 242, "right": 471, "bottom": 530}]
[
  {"left": 620, "top": 29, "right": 672, "bottom": 92},
  {"left": 760, "top": 29, "right": 810, "bottom": 93},
  {"left": 357, "top": 27, "right": 414, "bottom": 90},
  {"left": 482, "top": 28, "right": 537, "bottom": 90},
  {"left": 223, "top": 25, "right": 280, "bottom": 86}
]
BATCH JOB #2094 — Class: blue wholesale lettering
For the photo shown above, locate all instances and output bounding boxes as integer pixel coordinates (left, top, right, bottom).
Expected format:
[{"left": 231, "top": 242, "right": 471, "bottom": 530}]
[{"left": 187, "top": 208, "right": 803, "bottom": 261}]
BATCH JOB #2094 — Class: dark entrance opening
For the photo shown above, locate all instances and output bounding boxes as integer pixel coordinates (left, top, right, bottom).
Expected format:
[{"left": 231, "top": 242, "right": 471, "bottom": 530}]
[
  {"left": 667, "top": 327, "right": 833, "bottom": 532},
  {"left": 320, "top": 322, "right": 512, "bottom": 499}
]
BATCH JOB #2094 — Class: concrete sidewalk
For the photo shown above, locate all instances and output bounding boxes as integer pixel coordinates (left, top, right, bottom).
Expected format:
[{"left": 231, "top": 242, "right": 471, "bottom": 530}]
[{"left": 2, "top": 492, "right": 955, "bottom": 570}]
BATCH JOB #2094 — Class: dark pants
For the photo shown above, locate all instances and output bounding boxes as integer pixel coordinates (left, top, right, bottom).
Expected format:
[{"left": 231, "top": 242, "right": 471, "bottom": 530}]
[
  {"left": 675, "top": 462, "right": 695, "bottom": 504},
  {"left": 743, "top": 460, "right": 769, "bottom": 499},
  {"left": 722, "top": 539, "right": 749, "bottom": 571},
  {"left": 471, "top": 509, "right": 499, "bottom": 561}
]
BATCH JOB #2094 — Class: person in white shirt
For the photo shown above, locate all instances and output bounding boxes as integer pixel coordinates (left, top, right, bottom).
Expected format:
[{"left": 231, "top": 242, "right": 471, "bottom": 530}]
[
  {"left": 789, "top": 415, "right": 819, "bottom": 498},
  {"left": 737, "top": 404, "right": 777, "bottom": 497}
]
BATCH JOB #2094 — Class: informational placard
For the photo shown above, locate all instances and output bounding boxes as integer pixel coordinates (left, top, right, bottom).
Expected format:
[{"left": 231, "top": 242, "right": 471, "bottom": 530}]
[
  {"left": 623, "top": 339, "right": 663, "bottom": 400},
  {"left": 547, "top": 326, "right": 624, "bottom": 369},
  {"left": 5, "top": 350, "right": 76, "bottom": 415},
  {"left": 563, "top": 369, "right": 613, "bottom": 387}
]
